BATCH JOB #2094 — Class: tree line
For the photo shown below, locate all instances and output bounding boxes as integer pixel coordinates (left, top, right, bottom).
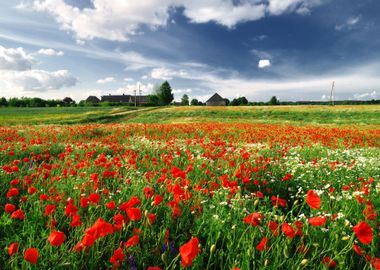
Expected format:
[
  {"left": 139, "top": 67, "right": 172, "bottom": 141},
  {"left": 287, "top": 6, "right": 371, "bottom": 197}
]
[{"left": 1, "top": 80, "right": 379, "bottom": 107}]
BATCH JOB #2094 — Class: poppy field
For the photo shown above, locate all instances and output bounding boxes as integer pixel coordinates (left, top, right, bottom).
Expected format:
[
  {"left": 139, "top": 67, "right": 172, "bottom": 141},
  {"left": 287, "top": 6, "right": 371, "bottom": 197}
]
[{"left": 1, "top": 122, "right": 380, "bottom": 269}]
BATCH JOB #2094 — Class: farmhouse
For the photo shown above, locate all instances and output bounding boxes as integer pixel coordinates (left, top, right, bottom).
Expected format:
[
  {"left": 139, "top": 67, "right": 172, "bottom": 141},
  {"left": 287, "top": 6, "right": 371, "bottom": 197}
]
[
  {"left": 86, "top": 96, "right": 100, "bottom": 103},
  {"left": 98, "top": 94, "right": 149, "bottom": 105},
  {"left": 206, "top": 93, "right": 226, "bottom": 106}
]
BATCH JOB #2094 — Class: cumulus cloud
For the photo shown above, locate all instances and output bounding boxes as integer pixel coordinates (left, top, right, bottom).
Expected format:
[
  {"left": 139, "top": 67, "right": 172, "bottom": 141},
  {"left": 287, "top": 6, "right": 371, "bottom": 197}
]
[
  {"left": 258, "top": 59, "right": 271, "bottom": 68},
  {"left": 25, "top": 0, "right": 323, "bottom": 41},
  {"left": 37, "top": 48, "right": 64, "bottom": 56},
  {"left": 0, "top": 45, "right": 34, "bottom": 70},
  {"left": 0, "top": 45, "right": 77, "bottom": 94},
  {"left": 0, "top": 69, "right": 77, "bottom": 92},
  {"left": 96, "top": 76, "right": 115, "bottom": 84}
]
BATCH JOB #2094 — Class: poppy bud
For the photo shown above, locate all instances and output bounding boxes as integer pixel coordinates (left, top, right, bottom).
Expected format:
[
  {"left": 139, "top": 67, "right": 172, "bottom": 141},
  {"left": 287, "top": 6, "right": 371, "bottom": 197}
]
[
  {"left": 210, "top": 244, "right": 216, "bottom": 253},
  {"left": 300, "top": 259, "right": 308, "bottom": 266},
  {"left": 264, "top": 259, "right": 269, "bottom": 266},
  {"left": 161, "top": 252, "right": 167, "bottom": 262},
  {"left": 342, "top": 236, "right": 350, "bottom": 241},
  {"left": 293, "top": 200, "right": 298, "bottom": 206},
  {"left": 254, "top": 199, "right": 259, "bottom": 207}
]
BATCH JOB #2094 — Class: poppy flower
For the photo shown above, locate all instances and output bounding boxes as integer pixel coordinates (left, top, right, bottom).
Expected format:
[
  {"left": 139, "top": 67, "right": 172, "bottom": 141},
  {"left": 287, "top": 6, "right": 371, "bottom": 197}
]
[
  {"left": 70, "top": 215, "right": 82, "bottom": 227},
  {"left": 256, "top": 237, "right": 269, "bottom": 251},
  {"left": 48, "top": 230, "right": 65, "bottom": 246},
  {"left": 153, "top": 195, "right": 163, "bottom": 206},
  {"left": 8, "top": 242, "right": 19, "bottom": 256},
  {"left": 147, "top": 213, "right": 157, "bottom": 224},
  {"left": 109, "top": 247, "right": 124, "bottom": 266},
  {"left": 271, "top": 196, "right": 286, "bottom": 207},
  {"left": 306, "top": 190, "right": 321, "bottom": 209},
  {"left": 353, "top": 244, "right": 364, "bottom": 256},
  {"left": 243, "top": 212, "right": 263, "bottom": 226},
  {"left": 147, "top": 267, "right": 162, "bottom": 270},
  {"left": 10, "top": 209, "right": 25, "bottom": 220},
  {"left": 125, "top": 235, "right": 139, "bottom": 248},
  {"left": 268, "top": 221, "right": 279, "bottom": 236},
  {"left": 7, "top": 188, "right": 19, "bottom": 198},
  {"left": 24, "top": 248, "right": 38, "bottom": 264},
  {"left": 353, "top": 221, "right": 373, "bottom": 245},
  {"left": 5, "top": 203, "right": 16, "bottom": 213},
  {"left": 179, "top": 237, "right": 200, "bottom": 267},
  {"left": 88, "top": 193, "right": 100, "bottom": 205},
  {"left": 281, "top": 223, "right": 296, "bottom": 238},
  {"left": 105, "top": 201, "right": 116, "bottom": 210},
  {"left": 44, "top": 205, "right": 56, "bottom": 216},
  {"left": 321, "top": 256, "right": 337, "bottom": 268},
  {"left": 126, "top": 208, "right": 142, "bottom": 221},
  {"left": 308, "top": 216, "right": 327, "bottom": 226}
]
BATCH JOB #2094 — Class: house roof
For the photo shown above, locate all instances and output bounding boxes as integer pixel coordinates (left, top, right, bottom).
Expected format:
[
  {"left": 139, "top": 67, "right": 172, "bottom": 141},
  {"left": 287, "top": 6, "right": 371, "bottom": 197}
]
[
  {"left": 101, "top": 95, "right": 131, "bottom": 102},
  {"left": 206, "top": 93, "right": 225, "bottom": 103},
  {"left": 86, "top": 96, "right": 100, "bottom": 102}
]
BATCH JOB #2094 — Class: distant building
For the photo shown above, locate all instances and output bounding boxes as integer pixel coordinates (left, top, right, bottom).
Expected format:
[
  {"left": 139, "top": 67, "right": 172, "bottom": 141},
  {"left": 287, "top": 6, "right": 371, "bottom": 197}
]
[
  {"left": 206, "top": 93, "right": 226, "bottom": 106},
  {"left": 86, "top": 96, "right": 100, "bottom": 103},
  {"left": 100, "top": 94, "right": 148, "bottom": 105}
]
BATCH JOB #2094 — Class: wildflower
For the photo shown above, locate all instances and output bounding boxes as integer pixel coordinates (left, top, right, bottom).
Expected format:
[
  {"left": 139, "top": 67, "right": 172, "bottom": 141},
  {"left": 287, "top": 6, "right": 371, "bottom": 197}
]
[
  {"left": 243, "top": 212, "right": 263, "bottom": 226},
  {"left": 48, "top": 230, "right": 65, "bottom": 247},
  {"left": 5, "top": 203, "right": 16, "bottom": 213},
  {"left": 306, "top": 190, "right": 321, "bottom": 209},
  {"left": 8, "top": 242, "right": 19, "bottom": 256},
  {"left": 24, "top": 248, "right": 38, "bottom": 264},
  {"left": 179, "top": 237, "right": 200, "bottom": 267},
  {"left": 308, "top": 216, "right": 327, "bottom": 227},
  {"left": 353, "top": 221, "right": 372, "bottom": 245},
  {"left": 256, "top": 237, "right": 269, "bottom": 251},
  {"left": 125, "top": 235, "right": 139, "bottom": 248}
]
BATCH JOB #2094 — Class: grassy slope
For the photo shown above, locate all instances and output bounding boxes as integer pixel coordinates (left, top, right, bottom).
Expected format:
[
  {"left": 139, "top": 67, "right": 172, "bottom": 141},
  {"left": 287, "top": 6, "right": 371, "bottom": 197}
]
[{"left": 0, "top": 105, "right": 379, "bottom": 125}]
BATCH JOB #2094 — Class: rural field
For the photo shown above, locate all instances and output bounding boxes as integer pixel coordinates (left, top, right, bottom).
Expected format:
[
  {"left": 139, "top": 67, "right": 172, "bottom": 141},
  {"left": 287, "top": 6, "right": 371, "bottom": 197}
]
[{"left": 1, "top": 105, "right": 380, "bottom": 269}]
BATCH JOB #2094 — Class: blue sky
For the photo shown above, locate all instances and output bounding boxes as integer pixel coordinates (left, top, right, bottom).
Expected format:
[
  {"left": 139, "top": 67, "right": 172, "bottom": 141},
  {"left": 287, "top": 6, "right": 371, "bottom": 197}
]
[{"left": 0, "top": 0, "right": 379, "bottom": 102}]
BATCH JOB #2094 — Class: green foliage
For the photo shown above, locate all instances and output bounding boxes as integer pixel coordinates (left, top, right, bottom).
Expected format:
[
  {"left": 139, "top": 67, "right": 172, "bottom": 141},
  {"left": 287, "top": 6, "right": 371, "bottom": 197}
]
[
  {"left": 230, "top": 96, "right": 248, "bottom": 106},
  {"left": 269, "top": 96, "right": 280, "bottom": 106},
  {"left": 157, "top": 81, "right": 174, "bottom": 105},
  {"left": 181, "top": 94, "right": 189, "bottom": 106}
]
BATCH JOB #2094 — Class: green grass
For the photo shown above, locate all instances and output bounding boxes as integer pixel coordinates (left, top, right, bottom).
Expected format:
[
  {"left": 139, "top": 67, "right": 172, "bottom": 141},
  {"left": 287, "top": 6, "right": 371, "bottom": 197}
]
[{"left": 0, "top": 105, "right": 379, "bottom": 125}]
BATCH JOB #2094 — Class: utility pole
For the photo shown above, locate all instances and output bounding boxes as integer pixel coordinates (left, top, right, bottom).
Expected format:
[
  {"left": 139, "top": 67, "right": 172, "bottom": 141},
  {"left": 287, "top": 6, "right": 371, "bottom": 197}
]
[
  {"left": 134, "top": 89, "right": 137, "bottom": 107},
  {"left": 138, "top": 83, "right": 142, "bottom": 106},
  {"left": 330, "top": 81, "right": 335, "bottom": 106}
]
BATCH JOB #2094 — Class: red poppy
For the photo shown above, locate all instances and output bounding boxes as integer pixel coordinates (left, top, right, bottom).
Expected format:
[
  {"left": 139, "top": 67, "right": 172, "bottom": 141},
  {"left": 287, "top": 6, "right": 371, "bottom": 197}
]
[
  {"left": 48, "top": 230, "right": 65, "bottom": 247},
  {"left": 147, "top": 213, "right": 157, "bottom": 224},
  {"left": 308, "top": 216, "right": 327, "bottom": 226},
  {"left": 125, "top": 235, "right": 139, "bottom": 248},
  {"left": 353, "top": 244, "right": 364, "bottom": 256},
  {"left": 8, "top": 242, "right": 19, "bottom": 256},
  {"left": 5, "top": 203, "right": 16, "bottom": 213},
  {"left": 105, "top": 201, "right": 116, "bottom": 210},
  {"left": 70, "top": 215, "right": 82, "bottom": 227},
  {"left": 306, "top": 190, "right": 321, "bottom": 209},
  {"left": 281, "top": 223, "right": 296, "bottom": 238},
  {"left": 179, "top": 237, "right": 200, "bottom": 267},
  {"left": 256, "top": 237, "right": 269, "bottom": 251},
  {"left": 10, "top": 209, "right": 25, "bottom": 220},
  {"left": 24, "top": 248, "right": 38, "bottom": 264},
  {"left": 147, "top": 267, "right": 162, "bottom": 270},
  {"left": 88, "top": 193, "right": 101, "bottom": 205},
  {"left": 243, "top": 212, "right": 263, "bottom": 226},
  {"left": 126, "top": 208, "right": 142, "bottom": 221},
  {"left": 109, "top": 247, "right": 124, "bottom": 266},
  {"left": 153, "top": 195, "right": 163, "bottom": 206},
  {"left": 7, "top": 188, "right": 19, "bottom": 198},
  {"left": 271, "top": 196, "right": 286, "bottom": 207},
  {"left": 322, "top": 256, "right": 337, "bottom": 268},
  {"left": 353, "top": 221, "right": 373, "bottom": 245},
  {"left": 44, "top": 205, "right": 56, "bottom": 216},
  {"left": 268, "top": 221, "right": 279, "bottom": 236}
]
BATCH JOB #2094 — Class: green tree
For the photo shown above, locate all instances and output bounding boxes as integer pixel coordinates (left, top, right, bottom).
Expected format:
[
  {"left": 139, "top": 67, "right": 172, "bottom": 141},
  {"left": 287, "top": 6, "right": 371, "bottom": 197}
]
[
  {"left": 157, "top": 81, "right": 174, "bottom": 105},
  {"left": 181, "top": 94, "right": 189, "bottom": 106},
  {"left": 268, "top": 96, "right": 280, "bottom": 105},
  {"left": 0, "top": 97, "right": 8, "bottom": 107},
  {"left": 190, "top": 98, "right": 199, "bottom": 106},
  {"left": 148, "top": 95, "right": 159, "bottom": 106}
]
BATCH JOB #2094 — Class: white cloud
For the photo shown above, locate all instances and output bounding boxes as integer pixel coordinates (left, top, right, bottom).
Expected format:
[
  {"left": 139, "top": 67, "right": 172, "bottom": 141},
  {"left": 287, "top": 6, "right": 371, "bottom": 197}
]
[
  {"left": 258, "top": 59, "right": 271, "bottom": 68},
  {"left": 0, "top": 45, "right": 77, "bottom": 95},
  {"left": 96, "top": 76, "right": 115, "bottom": 84},
  {"left": 353, "top": 90, "right": 377, "bottom": 100},
  {"left": 336, "top": 15, "right": 361, "bottom": 31},
  {"left": 0, "top": 45, "right": 34, "bottom": 70},
  {"left": 26, "top": 0, "right": 322, "bottom": 41},
  {"left": 151, "top": 67, "right": 188, "bottom": 80},
  {"left": 0, "top": 69, "right": 77, "bottom": 93},
  {"left": 124, "top": 77, "right": 134, "bottom": 82},
  {"left": 37, "top": 48, "right": 64, "bottom": 56}
]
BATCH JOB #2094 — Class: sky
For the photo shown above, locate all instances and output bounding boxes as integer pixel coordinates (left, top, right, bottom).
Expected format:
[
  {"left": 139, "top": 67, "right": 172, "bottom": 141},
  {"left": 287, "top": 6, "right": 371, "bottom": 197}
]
[{"left": 0, "top": 0, "right": 379, "bottom": 102}]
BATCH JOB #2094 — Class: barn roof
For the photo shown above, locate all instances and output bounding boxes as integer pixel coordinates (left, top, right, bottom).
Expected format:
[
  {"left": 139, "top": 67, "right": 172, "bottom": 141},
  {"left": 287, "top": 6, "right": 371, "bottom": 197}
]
[
  {"left": 86, "top": 96, "right": 100, "bottom": 102},
  {"left": 101, "top": 95, "right": 131, "bottom": 102},
  {"left": 206, "top": 93, "right": 225, "bottom": 103}
]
